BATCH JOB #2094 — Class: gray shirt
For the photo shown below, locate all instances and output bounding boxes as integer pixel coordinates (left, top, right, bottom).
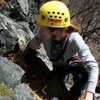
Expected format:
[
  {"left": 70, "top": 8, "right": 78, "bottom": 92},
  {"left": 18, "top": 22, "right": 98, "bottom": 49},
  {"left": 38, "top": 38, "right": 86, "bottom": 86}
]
[{"left": 33, "top": 32, "right": 99, "bottom": 94}]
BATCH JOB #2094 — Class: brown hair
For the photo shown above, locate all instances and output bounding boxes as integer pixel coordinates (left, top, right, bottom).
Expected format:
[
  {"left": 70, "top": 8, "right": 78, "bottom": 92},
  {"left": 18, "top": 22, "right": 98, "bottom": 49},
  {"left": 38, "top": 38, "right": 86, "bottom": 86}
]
[{"left": 69, "top": 18, "right": 81, "bottom": 33}]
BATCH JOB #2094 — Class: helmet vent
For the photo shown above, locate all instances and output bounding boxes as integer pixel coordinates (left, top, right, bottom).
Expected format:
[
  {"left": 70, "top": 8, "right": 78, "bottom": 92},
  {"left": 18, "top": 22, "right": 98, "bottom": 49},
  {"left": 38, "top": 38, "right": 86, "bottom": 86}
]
[
  {"left": 50, "top": 16, "right": 53, "bottom": 18},
  {"left": 59, "top": 16, "right": 61, "bottom": 19},
  {"left": 41, "top": 15, "right": 46, "bottom": 20},
  {"left": 57, "top": 12, "right": 60, "bottom": 14},
  {"left": 62, "top": 13, "right": 64, "bottom": 15},
  {"left": 47, "top": 12, "right": 50, "bottom": 14},
  {"left": 54, "top": 16, "right": 57, "bottom": 18},
  {"left": 64, "top": 18, "right": 68, "bottom": 22},
  {"left": 52, "top": 12, "right": 55, "bottom": 14}
]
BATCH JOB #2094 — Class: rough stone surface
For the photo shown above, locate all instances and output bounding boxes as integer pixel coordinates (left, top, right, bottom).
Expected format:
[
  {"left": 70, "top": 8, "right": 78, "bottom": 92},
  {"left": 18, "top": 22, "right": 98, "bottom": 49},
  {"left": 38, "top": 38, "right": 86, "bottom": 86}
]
[
  {"left": 0, "top": 56, "right": 34, "bottom": 100},
  {"left": 12, "top": 83, "right": 33, "bottom": 100},
  {"left": 0, "top": 56, "right": 25, "bottom": 87}
]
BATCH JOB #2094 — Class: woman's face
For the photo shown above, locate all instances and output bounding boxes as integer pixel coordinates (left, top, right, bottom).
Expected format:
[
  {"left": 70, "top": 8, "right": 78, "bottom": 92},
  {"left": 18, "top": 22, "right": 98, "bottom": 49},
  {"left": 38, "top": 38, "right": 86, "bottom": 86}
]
[
  {"left": 47, "top": 27, "right": 68, "bottom": 41},
  {"left": 40, "top": 26, "right": 68, "bottom": 42}
]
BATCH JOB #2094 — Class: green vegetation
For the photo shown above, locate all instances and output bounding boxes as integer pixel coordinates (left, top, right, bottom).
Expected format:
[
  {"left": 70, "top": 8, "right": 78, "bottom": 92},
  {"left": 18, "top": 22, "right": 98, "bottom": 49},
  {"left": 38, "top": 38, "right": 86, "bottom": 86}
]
[{"left": 0, "top": 83, "right": 12, "bottom": 99}]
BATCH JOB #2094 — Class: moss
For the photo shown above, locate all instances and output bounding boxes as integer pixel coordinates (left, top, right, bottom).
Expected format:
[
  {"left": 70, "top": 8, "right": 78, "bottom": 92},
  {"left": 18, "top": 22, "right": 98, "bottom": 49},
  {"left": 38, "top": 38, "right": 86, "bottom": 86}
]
[{"left": 0, "top": 83, "right": 12, "bottom": 99}]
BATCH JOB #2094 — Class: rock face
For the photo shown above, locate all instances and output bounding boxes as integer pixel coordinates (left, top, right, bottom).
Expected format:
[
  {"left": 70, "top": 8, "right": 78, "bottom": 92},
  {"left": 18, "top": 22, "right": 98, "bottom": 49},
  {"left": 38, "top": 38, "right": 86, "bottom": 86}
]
[
  {"left": 0, "top": 56, "right": 34, "bottom": 100},
  {"left": 0, "top": 56, "right": 25, "bottom": 87},
  {"left": 0, "top": 13, "right": 33, "bottom": 52},
  {"left": 0, "top": 0, "right": 38, "bottom": 53},
  {"left": 13, "top": 84, "right": 33, "bottom": 100},
  {"left": 17, "top": 0, "right": 29, "bottom": 15}
]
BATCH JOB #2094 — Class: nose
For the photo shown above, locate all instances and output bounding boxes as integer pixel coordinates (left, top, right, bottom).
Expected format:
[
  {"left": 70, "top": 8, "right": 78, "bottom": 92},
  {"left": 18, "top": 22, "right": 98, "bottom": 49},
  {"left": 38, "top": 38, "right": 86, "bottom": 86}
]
[{"left": 52, "top": 30, "right": 60, "bottom": 36}]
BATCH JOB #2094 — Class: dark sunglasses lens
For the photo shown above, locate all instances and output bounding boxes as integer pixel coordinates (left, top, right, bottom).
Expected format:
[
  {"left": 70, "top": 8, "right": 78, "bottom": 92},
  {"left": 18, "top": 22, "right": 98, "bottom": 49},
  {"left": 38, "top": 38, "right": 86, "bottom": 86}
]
[
  {"left": 48, "top": 27, "right": 65, "bottom": 32},
  {"left": 48, "top": 27, "right": 56, "bottom": 32}
]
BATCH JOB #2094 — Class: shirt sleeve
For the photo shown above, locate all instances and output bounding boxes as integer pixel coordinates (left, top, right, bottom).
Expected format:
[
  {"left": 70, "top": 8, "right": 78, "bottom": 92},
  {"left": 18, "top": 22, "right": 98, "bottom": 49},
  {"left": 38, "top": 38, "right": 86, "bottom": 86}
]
[{"left": 70, "top": 32, "right": 99, "bottom": 93}]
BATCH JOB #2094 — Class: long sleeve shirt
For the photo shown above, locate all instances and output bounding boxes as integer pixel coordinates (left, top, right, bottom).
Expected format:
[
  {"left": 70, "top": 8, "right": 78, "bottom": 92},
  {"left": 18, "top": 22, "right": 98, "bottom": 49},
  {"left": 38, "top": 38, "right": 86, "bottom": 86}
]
[{"left": 31, "top": 32, "right": 99, "bottom": 94}]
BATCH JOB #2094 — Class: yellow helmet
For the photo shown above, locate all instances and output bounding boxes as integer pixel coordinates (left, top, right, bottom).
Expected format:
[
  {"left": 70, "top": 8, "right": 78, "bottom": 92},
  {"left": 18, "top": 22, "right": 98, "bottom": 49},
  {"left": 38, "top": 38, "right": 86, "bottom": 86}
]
[{"left": 36, "top": 1, "right": 70, "bottom": 28}]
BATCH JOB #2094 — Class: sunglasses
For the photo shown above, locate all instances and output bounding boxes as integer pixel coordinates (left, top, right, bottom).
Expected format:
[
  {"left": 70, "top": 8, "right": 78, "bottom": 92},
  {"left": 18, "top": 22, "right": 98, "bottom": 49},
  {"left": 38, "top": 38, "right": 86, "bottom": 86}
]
[{"left": 47, "top": 27, "right": 65, "bottom": 33}]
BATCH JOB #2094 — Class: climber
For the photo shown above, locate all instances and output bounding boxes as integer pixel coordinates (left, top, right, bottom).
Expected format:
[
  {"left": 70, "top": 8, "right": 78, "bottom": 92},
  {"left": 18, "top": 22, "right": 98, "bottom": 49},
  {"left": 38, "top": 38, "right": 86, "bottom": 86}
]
[{"left": 29, "top": 1, "right": 99, "bottom": 100}]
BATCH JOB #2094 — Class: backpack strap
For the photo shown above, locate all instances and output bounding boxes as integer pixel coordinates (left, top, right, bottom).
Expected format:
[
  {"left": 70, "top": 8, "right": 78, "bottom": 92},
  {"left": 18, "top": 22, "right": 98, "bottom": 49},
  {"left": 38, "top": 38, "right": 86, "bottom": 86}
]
[{"left": 62, "top": 37, "right": 69, "bottom": 55}]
